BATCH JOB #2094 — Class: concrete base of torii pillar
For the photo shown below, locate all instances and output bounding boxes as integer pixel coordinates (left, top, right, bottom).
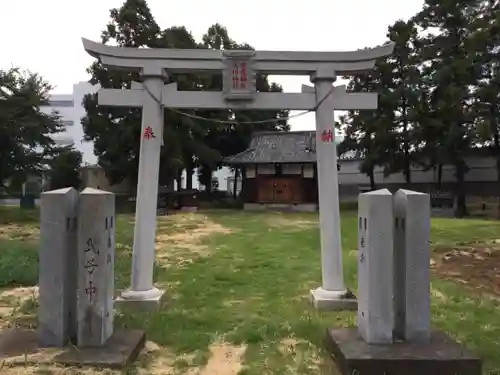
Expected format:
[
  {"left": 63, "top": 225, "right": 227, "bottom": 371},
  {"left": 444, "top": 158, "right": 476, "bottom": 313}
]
[{"left": 310, "top": 288, "right": 357, "bottom": 311}]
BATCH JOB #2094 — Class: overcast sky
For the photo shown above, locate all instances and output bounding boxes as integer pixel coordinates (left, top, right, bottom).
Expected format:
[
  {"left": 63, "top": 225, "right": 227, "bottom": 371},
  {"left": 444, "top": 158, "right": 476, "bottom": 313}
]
[{"left": 2, "top": 0, "right": 424, "bottom": 131}]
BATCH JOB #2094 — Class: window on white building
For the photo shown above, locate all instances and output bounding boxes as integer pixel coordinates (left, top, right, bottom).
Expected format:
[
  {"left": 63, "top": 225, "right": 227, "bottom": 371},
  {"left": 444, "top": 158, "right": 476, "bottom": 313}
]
[{"left": 48, "top": 100, "right": 74, "bottom": 107}]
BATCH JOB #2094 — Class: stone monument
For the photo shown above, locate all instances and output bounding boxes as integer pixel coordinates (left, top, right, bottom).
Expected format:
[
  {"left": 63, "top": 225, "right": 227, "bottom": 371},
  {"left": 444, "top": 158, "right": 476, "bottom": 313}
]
[
  {"left": 76, "top": 188, "right": 115, "bottom": 347},
  {"left": 82, "top": 38, "right": 395, "bottom": 311},
  {"left": 0, "top": 187, "right": 146, "bottom": 368},
  {"left": 393, "top": 189, "right": 431, "bottom": 342},
  {"left": 357, "top": 189, "right": 393, "bottom": 344},
  {"left": 38, "top": 187, "right": 78, "bottom": 347},
  {"left": 325, "top": 189, "right": 482, "bottom": 375}
]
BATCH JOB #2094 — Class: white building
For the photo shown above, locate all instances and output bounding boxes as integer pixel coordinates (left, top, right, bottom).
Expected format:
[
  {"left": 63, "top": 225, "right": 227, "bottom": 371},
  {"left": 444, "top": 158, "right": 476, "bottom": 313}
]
[
  {"left": 176, "top": 167, "right": 233, "bottom": 192},
  {"left": 40, "top": 81, "right": 99, "bottom": 164},
  {"left": 43, "top": 81, "right": 233, "bottom": 192}
]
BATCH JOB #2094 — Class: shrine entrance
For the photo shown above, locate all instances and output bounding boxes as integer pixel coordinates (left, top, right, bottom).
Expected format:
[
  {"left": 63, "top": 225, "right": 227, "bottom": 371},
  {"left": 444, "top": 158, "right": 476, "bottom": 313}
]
[{"left": 82, "top": 38, "right": 394, "bottom": 310}]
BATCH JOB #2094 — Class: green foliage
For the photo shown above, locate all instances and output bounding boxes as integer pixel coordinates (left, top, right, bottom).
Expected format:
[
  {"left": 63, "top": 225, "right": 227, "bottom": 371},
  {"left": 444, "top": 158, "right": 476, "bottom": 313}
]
[
  {"left": 81, "top": 0, "right": 289, "bottom": 189},
  {"left": 0, "top": 240, "right": 38, "bottom": 287},
  {"left": 0, "top": 206, "right": 39, "bottom": 225},
  {"left": 340, "top": 0, "right": 500, "bottom": 217},
  {"left": 47, "top": 146, "right": 83, "bottom": 190},
  {"left": 112, "top": 211, "right": 500, "bottom": 372},
  {"left": 0, "top": 68, "right": 64, "bottom": 189}
]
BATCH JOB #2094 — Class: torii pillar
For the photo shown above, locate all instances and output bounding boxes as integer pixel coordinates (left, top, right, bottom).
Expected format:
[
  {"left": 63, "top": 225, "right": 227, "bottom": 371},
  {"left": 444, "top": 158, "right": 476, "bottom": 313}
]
[
  {"left": 116, "top": 67, "right": 167, "bottom": 308},
  {"left": 307, "top": 67, "right": 357, "bottom": 311}
]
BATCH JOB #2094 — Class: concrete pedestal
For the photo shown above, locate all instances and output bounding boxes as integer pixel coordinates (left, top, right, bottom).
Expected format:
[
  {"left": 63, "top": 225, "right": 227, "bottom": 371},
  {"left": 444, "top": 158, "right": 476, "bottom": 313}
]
[
  {"left": 115, "top": 287, "right": 165, "bottom": 311},
  {"left": 325, "top": 328, "right": 482, "bottom": 375},
  {"left": 0, "top": 328, "right": 145, "bottom": 369},
  {"left": 309, "top": 287, "right": 357, "bottom": 311}
]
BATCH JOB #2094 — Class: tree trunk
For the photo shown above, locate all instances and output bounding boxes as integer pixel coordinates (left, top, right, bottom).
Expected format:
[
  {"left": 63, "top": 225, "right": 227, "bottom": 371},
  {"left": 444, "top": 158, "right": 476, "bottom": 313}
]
[
  {"left": 200, "top": 166, "right": 213, "bottom": 194},
  {"left": 232, "top": 168, "right": 238, "bottom": 198},
  {"left": 454, "top": 162, "right": 468, "bottom": 218},
  {"left": 402, "top": 95, "right": 411, "bottom": 184},
  {"left": 495, "top": 151, "right": 500, "bottom": 219},
  {"left": 185, "top": 166, "right": 193, "bottom": 190},
  {"left": 175, "top": 170, "right": 182, "bottom": 191},
  {"left": 368, "top": 168, "right": 376, "bottom": 191},
  {"left": 491, "top": 114, "right": 500, "bottom": 218},
  {"left": 437, "top": 163, "right": 443, "bottom": 189},
  {"left": 404, "top": 162, "right": 411, "bottom": 184},
  {"left": 168, "top": 176, "right": 175, "bottom": 192}
]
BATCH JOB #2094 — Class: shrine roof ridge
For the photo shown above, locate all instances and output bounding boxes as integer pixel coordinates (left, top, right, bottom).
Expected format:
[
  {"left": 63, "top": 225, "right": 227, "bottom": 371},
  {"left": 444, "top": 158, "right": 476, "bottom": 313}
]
[
  {"left": 251, "top": 130, "right": 314, "bottom": 136},
  {"left": 82, "top": 38, "right": 395, "bottom": 75},
  {"left": 224, "top": 131, "right": 360, "bottom": 164}
]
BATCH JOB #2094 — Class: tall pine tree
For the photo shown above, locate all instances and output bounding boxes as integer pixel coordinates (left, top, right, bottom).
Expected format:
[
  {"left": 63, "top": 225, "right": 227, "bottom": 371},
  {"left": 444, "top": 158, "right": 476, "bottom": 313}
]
[{"left": 414, "top": 0, "right": 483, "bottom": 217}]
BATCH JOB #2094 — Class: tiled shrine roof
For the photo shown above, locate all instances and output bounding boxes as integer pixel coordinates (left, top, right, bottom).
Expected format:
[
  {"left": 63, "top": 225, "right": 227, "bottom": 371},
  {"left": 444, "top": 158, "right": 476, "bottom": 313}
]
[{"left": 224, "top": 131, "right": 358, "bottom": 164}]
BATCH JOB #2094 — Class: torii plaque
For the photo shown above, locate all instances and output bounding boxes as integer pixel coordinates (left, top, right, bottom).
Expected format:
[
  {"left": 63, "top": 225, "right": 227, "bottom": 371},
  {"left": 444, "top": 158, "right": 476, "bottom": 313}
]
[{"left": 82, "top": 38, "right": 394, "bottom": 310}]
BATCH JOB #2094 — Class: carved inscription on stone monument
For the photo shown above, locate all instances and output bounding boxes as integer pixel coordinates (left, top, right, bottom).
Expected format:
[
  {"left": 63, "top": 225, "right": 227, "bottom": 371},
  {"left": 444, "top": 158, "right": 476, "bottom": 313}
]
[
  {"left": 77, "top": 188, "right": 115, "bottom": 347},
  {"left": 84, "top": 238, "right": 99, "bottom": 303},
  {"left": 357, "top": 189, "right": 394, "bottom": 344}
]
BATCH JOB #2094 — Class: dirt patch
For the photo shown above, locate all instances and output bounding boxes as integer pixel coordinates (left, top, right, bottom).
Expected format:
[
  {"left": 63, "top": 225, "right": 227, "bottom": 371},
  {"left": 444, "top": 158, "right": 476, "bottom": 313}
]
[
  {"left": 186, "top": 341, "right": 246, "bottom": 375},
  {"left": 0, "top": 365, "right": 116, "bottom": 375},
  {"left": 135, "top": 340, "right": 175, "bottom": 375},
  {"left": 0, "top": 286, "right": 39, "bottom": 303},
  {"left": 0, "top": 224, "right": 38, "bottom": 241},
  {"left": 278, "top": 337, "right": 322, "bottom": 373},
  {"left": 432, "top": 242, "right": 500, "bottom": 296},
  {"left": 266, "top": 215, "right": 317, "bottom": 231},
  {"left": 280, "top": 337, "right": 300, "bottom": 353},
  {"left": 0, "top": 286, "right": 39, "bottom": 324},
  {"left": 0, "top": 339, "right": 175, "bottom": 375},
  {"left": 155, "top": 213, "right": 233, "bottom": 267}
]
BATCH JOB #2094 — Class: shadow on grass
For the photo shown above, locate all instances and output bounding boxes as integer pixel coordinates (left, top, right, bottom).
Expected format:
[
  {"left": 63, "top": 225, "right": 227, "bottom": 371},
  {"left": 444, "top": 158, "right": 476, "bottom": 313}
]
[{"left": 0, "top": 207, "right": 39, "bottom": 225}]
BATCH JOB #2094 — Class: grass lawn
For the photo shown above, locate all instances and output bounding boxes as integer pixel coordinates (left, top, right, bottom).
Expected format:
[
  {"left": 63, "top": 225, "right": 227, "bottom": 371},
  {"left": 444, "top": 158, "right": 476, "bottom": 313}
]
[{"left": 0, "top": 207, "right": 500, "bottom": 374}]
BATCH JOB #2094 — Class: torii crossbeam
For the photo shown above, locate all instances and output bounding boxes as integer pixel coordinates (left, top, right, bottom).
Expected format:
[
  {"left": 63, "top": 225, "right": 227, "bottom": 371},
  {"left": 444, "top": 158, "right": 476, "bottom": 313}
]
[
  {"left": 82, "top": 37, "right": 394, "bottom": 311},
  {"left": 98, "top": 82, "right": 378, "bottom": 110}
]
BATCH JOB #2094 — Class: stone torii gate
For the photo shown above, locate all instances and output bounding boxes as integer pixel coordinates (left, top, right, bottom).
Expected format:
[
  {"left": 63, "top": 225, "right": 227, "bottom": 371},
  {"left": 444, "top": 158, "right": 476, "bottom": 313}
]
[{"left": 82, "top": 38, "right": 394, "bottom": 310}]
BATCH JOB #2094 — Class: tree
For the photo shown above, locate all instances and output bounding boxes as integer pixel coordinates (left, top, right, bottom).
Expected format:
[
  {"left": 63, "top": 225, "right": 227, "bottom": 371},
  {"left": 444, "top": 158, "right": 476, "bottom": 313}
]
[
  {"left": 81, "top": 1, "right": 289, "bottom": 193},
  {"left": 0, "top": 68, "right": 64, "bottom": 190},
  {"left": 383, "top": 20, "right": 423, "bottom": 183},
  {"left": 340, "top": 61, "right": 395, "bottom": 190},
  {"left": 82, "top": 0, "right": 161, "bottom": 188},
  {"left": 414, "top": 0, "right": 484, "bottom": 217},
  {"left": 472, "top": 0, "right": 500, "bottom": 216},
  {"left": 47, "top": 147, "right": 83, "bottom": 190}
]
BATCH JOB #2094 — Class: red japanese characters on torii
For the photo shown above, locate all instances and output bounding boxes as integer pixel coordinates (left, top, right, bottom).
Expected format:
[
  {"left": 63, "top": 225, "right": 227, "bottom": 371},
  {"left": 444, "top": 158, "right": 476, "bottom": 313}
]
[
  {"left": 321, "top": 129, "right": 334, "bottom": 143},
  {"left": 143, "top": 126, "right": 156, "bottom": 140},
  {"left": 232, "top": 62, "right": 248, "bottom": 90}
]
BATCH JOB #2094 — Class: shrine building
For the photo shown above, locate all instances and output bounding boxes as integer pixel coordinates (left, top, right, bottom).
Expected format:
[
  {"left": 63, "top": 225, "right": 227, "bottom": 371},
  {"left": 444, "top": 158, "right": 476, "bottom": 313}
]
[{"left": 224, "top": 130, "right": 340, "bottom": 211}]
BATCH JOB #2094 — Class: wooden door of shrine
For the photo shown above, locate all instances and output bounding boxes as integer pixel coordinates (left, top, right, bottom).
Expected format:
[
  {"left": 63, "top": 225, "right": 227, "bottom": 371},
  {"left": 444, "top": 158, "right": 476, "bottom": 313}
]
[
  {"left": 274, "top": 178, "right": 294, "bottom": 203},
  {"left": 257, "top": 178, "right": 275, "bottom": 202}
]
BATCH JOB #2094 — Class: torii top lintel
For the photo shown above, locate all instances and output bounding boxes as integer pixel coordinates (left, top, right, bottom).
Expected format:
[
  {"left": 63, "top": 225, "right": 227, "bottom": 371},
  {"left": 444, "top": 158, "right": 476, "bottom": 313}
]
[{"left": 82, "top": 38, "right": 394, "bottom": 76}]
